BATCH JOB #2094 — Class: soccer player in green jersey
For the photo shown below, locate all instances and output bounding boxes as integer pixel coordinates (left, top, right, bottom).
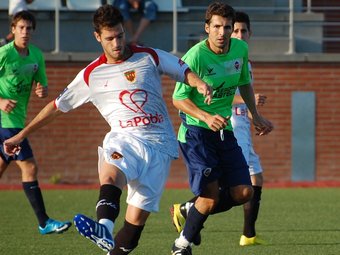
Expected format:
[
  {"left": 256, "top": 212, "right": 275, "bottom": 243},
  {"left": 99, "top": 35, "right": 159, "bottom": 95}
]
[
  {"left": 170, "top": 3, "right": 273, "bottom": 254},
  {"left": 0, "top": 11, "right": 71, "bottom": 235}
]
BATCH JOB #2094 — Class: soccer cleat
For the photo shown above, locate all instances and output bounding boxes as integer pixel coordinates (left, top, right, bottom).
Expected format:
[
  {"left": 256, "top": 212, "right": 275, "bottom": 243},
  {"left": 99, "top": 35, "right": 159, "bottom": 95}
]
[
  {"left": 170, "top": 204, "right": 187, "bottom": 233},
  {"left": 74, "top": 214, "right": 115, "bottom": 252},
  {"left": 170, "top": 203, "right": 201, "bottom": 246},
  {"left": 39, "top": 218, "right": 72, "bottom": 235},
  {"left": 239, "top": 235, "right": 267, "bottom": 246},
  {"left": 171, "top": 243, "right": 192, "bottom": 255}
]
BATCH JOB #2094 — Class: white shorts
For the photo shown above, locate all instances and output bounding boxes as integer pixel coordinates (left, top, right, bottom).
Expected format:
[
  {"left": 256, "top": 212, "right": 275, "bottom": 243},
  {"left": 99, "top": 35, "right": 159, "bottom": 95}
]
[
  {"left": 237, "top": 141, "right": 263, "bottom": 175},
  {"left": 98, "top": 132, "right": 172, "bottom": 212}
]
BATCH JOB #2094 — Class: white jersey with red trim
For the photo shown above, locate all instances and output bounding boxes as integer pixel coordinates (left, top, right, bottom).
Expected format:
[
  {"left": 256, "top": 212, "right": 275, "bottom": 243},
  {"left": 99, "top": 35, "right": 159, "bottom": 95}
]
[
  {"left": 231, "top": 62, "right": 263, "bottom": 174},
  {"left": 231, "top": 61, "right": 253, "bottom": 144},
  {"left": 55, "top": 46, "right": 189, "bottom": 158}
]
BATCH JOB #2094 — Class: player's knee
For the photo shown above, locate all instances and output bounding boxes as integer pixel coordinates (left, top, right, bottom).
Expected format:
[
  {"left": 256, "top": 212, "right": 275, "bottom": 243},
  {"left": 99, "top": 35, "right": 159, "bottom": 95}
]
[
  {"left": 230, "top": 185, "right": 253, "bottom": 205},
  {"left": 196, "top": 196, "right": 219, "bottom": 213},
  {"left": 21, "top": 163, "right": 38, "bottom": 181}
]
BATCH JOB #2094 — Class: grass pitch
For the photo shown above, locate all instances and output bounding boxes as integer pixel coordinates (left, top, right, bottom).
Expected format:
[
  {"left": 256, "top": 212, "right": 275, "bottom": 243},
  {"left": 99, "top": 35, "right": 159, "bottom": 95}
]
[{"left": 0, "top": 188, "right": 339, "bottom": 254}]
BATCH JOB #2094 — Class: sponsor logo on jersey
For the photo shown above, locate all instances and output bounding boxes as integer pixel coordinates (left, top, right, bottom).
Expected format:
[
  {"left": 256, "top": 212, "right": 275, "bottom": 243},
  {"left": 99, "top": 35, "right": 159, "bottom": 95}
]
[
  {"left": 118, "top": 89, "right": 164, "bottom": 128},
  {"left": 124, "top": 70, "right": 136, "bottom": 83},
  {"left": 119, "top": 112, "right": 164, "bottom": 128},
  {"left": 119, "top": 89, "right": 148, "bottom": 114},
  {"left": 212, "top": 82, "right": 237, "bottom": 98},
  {"left": 234, "top": 106, "right": 247, "bottom": 116}
]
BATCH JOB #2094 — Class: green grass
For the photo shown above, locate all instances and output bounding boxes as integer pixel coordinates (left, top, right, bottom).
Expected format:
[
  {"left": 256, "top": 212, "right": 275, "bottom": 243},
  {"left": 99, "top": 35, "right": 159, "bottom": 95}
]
[{"left": 0, "top": 188, "right": 340, "bottom": 254}]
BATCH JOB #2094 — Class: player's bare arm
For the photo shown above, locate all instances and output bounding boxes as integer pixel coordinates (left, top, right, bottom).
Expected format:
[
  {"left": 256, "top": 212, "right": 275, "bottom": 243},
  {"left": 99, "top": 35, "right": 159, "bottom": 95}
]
[
  {"left": 233, "top": 93, "right": 267, "bottom": 119},
  {"left": 183, "top": 69, "right": 213, "bottom": 104},
  {"left": 173, "top": 98, "right": 228, "bottom": 132},
  {"left": 0, "top": 98, "right": 17, "bottom": 113},
  {"left": 238, "top": 83, "right": 262, "bottom": 118},
  {"left": 3, "top": 100, "right": 63, "bottom": 156},
  {"left": 238, "top": 84, "right": 273, "bottom": 135}
]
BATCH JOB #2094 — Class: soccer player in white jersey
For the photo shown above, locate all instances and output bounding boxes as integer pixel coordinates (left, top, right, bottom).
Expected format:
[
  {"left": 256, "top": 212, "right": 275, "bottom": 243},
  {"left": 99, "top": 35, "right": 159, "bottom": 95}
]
[
  {"left": 3, "top": 5, "right": 213, "bottom": 255},
  {"left": 231, "top": 11, "right": 267, "bottom": 246}
]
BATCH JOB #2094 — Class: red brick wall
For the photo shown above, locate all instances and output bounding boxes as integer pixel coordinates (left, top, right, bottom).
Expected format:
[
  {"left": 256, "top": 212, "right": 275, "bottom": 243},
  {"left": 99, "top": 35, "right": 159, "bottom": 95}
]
[{"left": 1, "top": 61, "right": 340, "bottom": 185}]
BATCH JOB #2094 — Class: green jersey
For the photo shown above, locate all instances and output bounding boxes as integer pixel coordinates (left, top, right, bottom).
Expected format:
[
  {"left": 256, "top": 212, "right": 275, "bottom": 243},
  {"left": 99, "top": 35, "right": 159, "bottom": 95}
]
[
  {"left": 0, "top": 41, "right": 47, "bottom": 128},
  {"left": 173, "top": 38, "right": 250, "bottom": 142}
]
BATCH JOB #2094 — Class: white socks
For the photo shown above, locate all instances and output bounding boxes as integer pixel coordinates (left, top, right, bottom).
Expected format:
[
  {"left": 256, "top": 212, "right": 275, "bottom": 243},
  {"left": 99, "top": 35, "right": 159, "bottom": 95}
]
[{"left": 99, "top": 218, "right": 114, "bottom": 234}]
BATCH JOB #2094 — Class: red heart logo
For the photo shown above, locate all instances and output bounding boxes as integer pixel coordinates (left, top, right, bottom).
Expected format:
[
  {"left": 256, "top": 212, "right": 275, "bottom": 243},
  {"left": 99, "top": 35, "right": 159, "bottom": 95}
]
[{"left": 119, "top": 89, "right": 148, "bottom": 114}]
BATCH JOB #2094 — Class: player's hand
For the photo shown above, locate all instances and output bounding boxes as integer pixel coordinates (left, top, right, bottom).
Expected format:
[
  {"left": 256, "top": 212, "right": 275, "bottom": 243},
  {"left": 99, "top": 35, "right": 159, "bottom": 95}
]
[
  {"left": 255, "top": 93, "right": 267, "bottom": 106},
  {"left": 35, "top": 83, "right": 48, "bottom": 98},
  {"left": 197, "top": 83, "right": 213, "bottom": 105},
  {"left": 206, "top": 114, "right": 229, "bottom": 132},
  {"left": 252, "top": 114, "right": 274, "bottom": 136},
  {"left": 3, "top": 135, "right": 23, "bottom": 156},
  {"left": 0, "top": 98, "right": 17, "bottom": 113}
]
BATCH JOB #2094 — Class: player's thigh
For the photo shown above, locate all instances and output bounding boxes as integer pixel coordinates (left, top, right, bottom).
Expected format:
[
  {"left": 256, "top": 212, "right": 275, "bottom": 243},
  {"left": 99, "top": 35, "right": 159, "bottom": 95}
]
[
  {"left": 125, "top": 204, "right": 150, "bottom": 226},
  {"left": 99, "top": 160, "right": 127, "bottom": 190},
  {"left": 127, "top": 151, "right": 171, "bottom": 213}
]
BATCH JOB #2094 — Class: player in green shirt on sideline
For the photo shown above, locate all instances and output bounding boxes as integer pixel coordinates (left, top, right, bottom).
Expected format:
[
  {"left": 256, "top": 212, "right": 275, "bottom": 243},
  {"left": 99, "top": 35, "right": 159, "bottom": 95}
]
[
  {"left": 0, "top": 10, "right": 71, "bottom": 235},
  {"left": 170, "top": 2, "right": 273, "bottom": 254}
]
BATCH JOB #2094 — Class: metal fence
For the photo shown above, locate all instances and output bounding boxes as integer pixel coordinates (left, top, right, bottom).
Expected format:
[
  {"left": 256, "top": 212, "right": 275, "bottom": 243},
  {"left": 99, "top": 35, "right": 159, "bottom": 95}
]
[
  {"left": 2, "top": 0, "right": 339, "bottom": 54},
  {"left": 171, "top": 0, "right": 340, "bottom": 55}
]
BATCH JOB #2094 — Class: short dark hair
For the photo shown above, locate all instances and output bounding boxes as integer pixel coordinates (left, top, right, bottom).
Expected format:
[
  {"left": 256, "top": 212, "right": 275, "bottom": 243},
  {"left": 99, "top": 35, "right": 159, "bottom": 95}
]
[
  {"left": 11, "top": 10, "right": 36, "bottom": 30},
  {"left": 205, "top": 2, "right": 235, "bottom": 25},
  {"left": 235, "top": 11, "right": 251, "bottom": 30},
  {"left": 93, "top": 4, "right": 124, "bottom": 34}
]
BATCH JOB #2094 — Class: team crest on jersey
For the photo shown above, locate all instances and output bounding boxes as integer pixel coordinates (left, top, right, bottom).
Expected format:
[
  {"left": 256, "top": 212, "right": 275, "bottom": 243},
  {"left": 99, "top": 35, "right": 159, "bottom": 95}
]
[
  {"left": 111, "top": 151, "right": 123, "bottom": 160},
  {"left": 124, "top": 70, "right": 136, "bottom": 83},
  {"left": 234, "top": 61, "right": 240, "bottom": 71}
]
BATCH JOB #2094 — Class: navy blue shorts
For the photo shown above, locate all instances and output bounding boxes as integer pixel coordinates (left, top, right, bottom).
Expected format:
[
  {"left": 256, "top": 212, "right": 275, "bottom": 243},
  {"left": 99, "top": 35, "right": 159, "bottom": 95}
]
[
  {"left": 0, "top": 128, "right": 33, "bottom": 164},
  {"left": 179, "top": 126, "right": 251, "bottom": 196}
]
